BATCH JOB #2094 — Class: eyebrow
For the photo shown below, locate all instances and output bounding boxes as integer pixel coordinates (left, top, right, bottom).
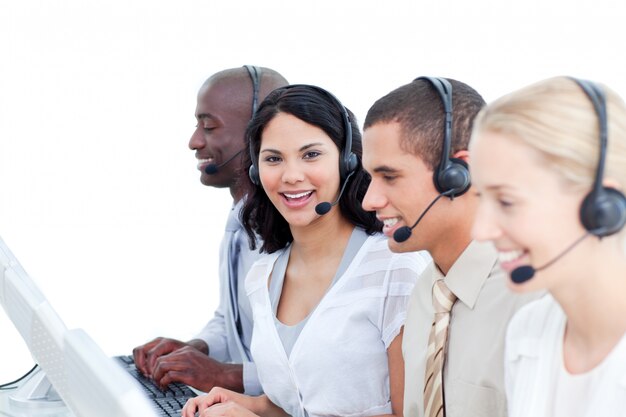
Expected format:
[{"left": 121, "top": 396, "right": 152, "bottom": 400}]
[
  {"left": 372, "top": 165, "right": 401, "bottom": 174},
  {"left": 260, "top": 142, "right": 326, "bottom": 155},
  {"left": 484, "top": 184, "right": 515, "bottom": 192},
  {"left": 196, "top": 113, "right": 216, "bottom": 121}
]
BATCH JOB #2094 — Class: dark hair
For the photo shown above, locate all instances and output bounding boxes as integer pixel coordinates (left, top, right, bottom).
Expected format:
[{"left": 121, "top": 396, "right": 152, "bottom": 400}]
[
  {"left": 240, "top": 85, "right": 381, "bottom": 253},
  {"left": 364, "top": 78, "right": 486, "bottom": 170}
]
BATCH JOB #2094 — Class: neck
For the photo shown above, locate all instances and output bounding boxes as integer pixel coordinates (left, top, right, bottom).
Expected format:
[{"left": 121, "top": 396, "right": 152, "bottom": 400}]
[
  {"left": 430, "top": 198, "right": 476, "bottom": 275},
  {"left": 289, "top": 210, "right": 354, "bottom": 261},
  {"left": 231, "top": 185, "right": 245, "bottom": 203},
  {"left": 552, "top": 251, "right": 626, "bottom": 346}
]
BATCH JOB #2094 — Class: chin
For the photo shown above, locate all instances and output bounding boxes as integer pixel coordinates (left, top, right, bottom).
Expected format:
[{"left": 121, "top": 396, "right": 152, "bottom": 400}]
[
  {"left": 506, "top": 275, "right": 541, "bottom": 293},
  {"left": 387, "top": 238, "right": 417, "bottom": 254}
]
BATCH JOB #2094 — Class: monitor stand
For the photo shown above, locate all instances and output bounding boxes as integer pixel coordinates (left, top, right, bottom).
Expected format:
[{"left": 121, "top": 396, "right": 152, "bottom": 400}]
[{"left": 9, "top": 368, "right": 64, "bottom": 409}]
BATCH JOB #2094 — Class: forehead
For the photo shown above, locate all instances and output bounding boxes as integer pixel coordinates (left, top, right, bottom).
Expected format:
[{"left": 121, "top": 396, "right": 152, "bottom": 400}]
[
  {"left": 470, "top": 130, "right": 548, "bottom": 189},
  {"left": 196, "top": 78, "right": 250, "bottom": 118},
  {"left": 362, "top": 121, "right": 426, "bottom": 170},
  {"left": 261, "top": 113, "right": 335, "bottom": 149}
]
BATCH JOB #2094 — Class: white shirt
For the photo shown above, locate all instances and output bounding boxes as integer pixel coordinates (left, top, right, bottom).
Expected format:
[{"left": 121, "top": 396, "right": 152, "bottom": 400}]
[
  {"left": 245, "top": 234, "right": 430, "bottom": 417},
  {"left": 506, "top": 295, "right": 626, "bottom": 417}
]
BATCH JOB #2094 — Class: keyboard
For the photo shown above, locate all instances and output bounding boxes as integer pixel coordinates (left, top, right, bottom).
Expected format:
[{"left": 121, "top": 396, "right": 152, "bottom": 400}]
[{"left": 115, "top": 355, "right": 197, "bottom": 417}]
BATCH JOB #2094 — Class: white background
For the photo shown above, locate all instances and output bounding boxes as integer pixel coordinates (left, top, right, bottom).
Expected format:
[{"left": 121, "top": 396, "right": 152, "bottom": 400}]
[{"left": 1, "top": 0, "right": 625, "bottom": 383}]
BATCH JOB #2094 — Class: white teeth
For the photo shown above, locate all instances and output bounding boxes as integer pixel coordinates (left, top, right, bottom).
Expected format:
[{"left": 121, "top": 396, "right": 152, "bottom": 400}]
[
  {"left": 284, "top": 191, "right": 312, "bottom": 199},
  {"left": 498, "top": 250, "right": 525, "bottom": 263},
  {"left": 382, "top": 218, "right": 399, "bottom": 227}
]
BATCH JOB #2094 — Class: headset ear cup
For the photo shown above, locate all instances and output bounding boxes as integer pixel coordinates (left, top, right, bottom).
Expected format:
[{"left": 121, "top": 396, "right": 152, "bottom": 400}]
[
  {"left": 580, "top": 187, "right": 626, "bottom": 237},
  {"left": 342, "top": 152, "right": 358, "bottom": 179},
  {"left": 434, "top": 157, "right": 471, "bottom": 197},
  {"left": 248, "top": 164, "right": 260, "bottom": 186}
]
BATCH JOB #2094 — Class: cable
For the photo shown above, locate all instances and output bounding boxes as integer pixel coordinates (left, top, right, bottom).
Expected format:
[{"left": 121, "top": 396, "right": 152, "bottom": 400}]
[{"left": 0, "top": 364, "right": 39, "bottom": 390}]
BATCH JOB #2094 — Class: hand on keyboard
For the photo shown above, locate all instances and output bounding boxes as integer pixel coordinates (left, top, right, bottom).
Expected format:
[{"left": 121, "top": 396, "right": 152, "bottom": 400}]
[
  {"left": 132, "top": 337, "right": 245, "bottom": 393},
  {"left": 116, "top": 355, "right": 197, "bottom": 417}
]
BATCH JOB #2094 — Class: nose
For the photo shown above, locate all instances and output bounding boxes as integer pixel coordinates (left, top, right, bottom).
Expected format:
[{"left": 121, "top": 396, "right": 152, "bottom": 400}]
[
  {"left": 281, "top": 160, "right": 305, "bottom": 184},
  {"left": 189, "top": 127, "right": 205, "bottom": 151},
  {"left": 471, "top": 200, "right": 502, "bottom": 242},
  {"left": 362, "top": 179, "right": 387, "bottom": 212}
]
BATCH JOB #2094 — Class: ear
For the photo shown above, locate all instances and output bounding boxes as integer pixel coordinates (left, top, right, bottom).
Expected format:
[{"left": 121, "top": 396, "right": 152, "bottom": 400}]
[{"left": 452, "top": 149, "right": 470, "bottom": 165}]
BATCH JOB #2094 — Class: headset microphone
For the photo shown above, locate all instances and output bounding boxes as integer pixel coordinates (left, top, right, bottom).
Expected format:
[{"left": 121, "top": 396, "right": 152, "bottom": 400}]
[
  {"left": 510, "top": 232, "right": 590, "bottom": 284},
  {"left": 393, "top": 190, "right": 454, "bottom": 243},
  {"left": 204, "top": 149, "right": 245, "bottom": 175},
  {"left": 315, "top": 170, "right": 355, "bottom": 215}
]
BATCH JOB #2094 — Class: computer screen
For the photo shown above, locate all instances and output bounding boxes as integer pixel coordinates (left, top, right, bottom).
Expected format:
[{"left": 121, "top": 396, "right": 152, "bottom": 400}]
[{"left": 0, "top": 235, "right": 158, "bottom": 417}]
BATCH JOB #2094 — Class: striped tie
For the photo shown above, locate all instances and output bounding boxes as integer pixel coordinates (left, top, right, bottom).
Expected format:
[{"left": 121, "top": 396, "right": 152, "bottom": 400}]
[{"left": 423, "top": 278, "right": 457, "bottom": 417}]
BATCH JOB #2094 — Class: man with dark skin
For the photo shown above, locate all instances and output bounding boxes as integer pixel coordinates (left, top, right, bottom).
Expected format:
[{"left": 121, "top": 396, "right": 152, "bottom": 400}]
[{"left": 133, "top": 66, "right": 288, "bottom": 394}]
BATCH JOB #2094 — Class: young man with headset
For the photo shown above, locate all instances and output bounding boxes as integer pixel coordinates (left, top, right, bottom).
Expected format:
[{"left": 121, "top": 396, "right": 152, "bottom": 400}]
[
  {"left": 360, "top": 77, "right": 539, "bottom": 417},
  {"left": 132, "top": 66, "right": 288, "bottom": 394}
]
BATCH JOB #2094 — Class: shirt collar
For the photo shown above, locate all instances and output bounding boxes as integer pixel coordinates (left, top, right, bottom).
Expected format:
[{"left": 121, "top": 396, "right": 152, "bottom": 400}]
[
  {"left": 225, "top": 199, "right": 244, "bottom": 232},
  {"left": 439, "top": 240, "right": 498, "bottom": 310}
]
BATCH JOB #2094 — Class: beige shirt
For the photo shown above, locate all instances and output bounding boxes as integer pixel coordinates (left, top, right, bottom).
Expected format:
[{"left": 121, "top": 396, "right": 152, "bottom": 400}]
[{"left": 403, "top": 240, "right": 539, "bottom": 417}]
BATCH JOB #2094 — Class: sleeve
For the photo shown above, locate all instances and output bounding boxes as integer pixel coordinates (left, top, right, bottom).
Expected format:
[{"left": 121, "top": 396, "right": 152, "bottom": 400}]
[
  {"left": 192, "top": 293, "right": 230, "bottom": 362},
  {"left": 191, "top": 231, "right": 232, "bottom": 362},
  {"left": 380, "top": 251, "right": 430, "bottom": 348}
]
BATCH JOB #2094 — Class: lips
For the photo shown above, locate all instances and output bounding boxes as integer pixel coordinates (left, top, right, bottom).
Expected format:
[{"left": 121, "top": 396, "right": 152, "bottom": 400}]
[
  {"left": 196, "top": 156, "right": 216, "bottom": 171},
  {"left": 497, "top": 249, "right": 529, "bottom": 272},
  {"left": 379, "top": 216, "right": 403, "bottom": 237},
  {"left": 280, "top": 190, "right": 314, "bottom": 208}
]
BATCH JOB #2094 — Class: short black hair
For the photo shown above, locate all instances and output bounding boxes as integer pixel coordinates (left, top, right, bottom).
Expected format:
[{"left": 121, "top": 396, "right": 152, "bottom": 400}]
[
  {"left": 240, "top": 85, "right": 381, "bottom": 253},
  {"left": 364, "top": 78, "right": 486, "bottom": 170}
]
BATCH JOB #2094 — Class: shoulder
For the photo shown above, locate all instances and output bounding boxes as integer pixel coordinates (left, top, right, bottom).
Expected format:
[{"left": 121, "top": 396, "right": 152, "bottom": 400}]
[
  {"left": 505, "top": 294, "right": 562, "bottom": 362},
  {"left": 361, "top": 233, "right": 431, "bottom": 273},
  {"left": 508, "top": 294, "right": 561, "bottom": 338},
  {"left": 244, "top": 250, "right": 284, "bottom": 295}
]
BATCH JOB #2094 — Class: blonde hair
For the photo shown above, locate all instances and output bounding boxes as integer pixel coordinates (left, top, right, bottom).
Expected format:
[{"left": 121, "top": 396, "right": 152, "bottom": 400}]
[{"left": 472, "top": 76, "right": 626, "bottom": 194}]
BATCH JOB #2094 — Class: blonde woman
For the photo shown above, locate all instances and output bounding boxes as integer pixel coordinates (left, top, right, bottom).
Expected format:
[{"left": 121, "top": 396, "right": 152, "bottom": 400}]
[{"left": 470, "top": 76, "right": 626, "bottom": 416}]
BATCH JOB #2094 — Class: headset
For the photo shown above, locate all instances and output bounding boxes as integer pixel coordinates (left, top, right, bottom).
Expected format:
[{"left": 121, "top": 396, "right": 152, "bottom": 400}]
[
  {"left": 244, "top": 65, "right": 261, "bottom": 116},
  {"left": 248, "top": 84, "right": 358, "bottom": 187},
  {"left": 392, "top": 77, "right": 472, "bottom": 243},
  {"left": 417, "top": 76, "right": 471, "bottom": 197},
  {"left": 572, "top": 77, "right": 626, "bottom": 237}
]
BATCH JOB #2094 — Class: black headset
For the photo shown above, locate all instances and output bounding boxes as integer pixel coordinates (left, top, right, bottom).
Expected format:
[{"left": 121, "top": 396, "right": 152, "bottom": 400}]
[
  {"left": 416, "top": 76, "right": 471, "bottom": 198},
  {"left": 244, "top": 65, "right": 261, "bottom": 116},
  {"left": 248, "top": 84, "right": 358, "bottom": 186},
  {"left": 571, "top": 78, "right": 626, "bottom": 237}
]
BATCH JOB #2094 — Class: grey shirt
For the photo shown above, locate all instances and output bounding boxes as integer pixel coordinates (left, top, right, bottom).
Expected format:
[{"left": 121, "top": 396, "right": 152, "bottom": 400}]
[{"left": 193, "top": 200, "right": 263, "bottom": 394}]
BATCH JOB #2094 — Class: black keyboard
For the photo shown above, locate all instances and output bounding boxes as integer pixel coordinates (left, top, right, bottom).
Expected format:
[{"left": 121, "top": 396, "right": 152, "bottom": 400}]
[{"left": 115, "top": 355, "right": 196, "bottom": 417}]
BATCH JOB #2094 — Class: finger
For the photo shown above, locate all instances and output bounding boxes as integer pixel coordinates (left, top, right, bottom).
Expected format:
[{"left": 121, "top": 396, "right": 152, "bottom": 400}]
[
  {"left": 156, "top": 369, "right": 187, "bottom": 390},
  {"left": 152, "top": 355, "right": 189, "bottom": 387},
  {"left": 132, "top": 338, "right": 161, "bottom": 375},
  {"left": 181, "top": 397, "right": 199, "bottom": 417},
  {"left": 145, "top": 341, "right": 178, "bottom": 375},
  {"left": 198, "top": 391, "right": 223, "bottom": 415}
]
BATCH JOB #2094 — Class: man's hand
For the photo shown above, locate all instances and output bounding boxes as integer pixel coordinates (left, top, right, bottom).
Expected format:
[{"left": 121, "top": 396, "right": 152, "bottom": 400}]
[
  {"left": 133, "top": 337, "right": 201, "bottom": 378},
  {"left": 132, "top": 337, "right": 243, "bottom": 392},
  {"left": 151, "top": 346, "right": 244, "bottom": 392}
]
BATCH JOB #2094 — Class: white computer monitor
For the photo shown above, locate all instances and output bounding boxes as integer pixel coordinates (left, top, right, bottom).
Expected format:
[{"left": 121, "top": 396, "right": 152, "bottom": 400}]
[{"left": 0, "top": 235, "right": 158, "bottom": 417}]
